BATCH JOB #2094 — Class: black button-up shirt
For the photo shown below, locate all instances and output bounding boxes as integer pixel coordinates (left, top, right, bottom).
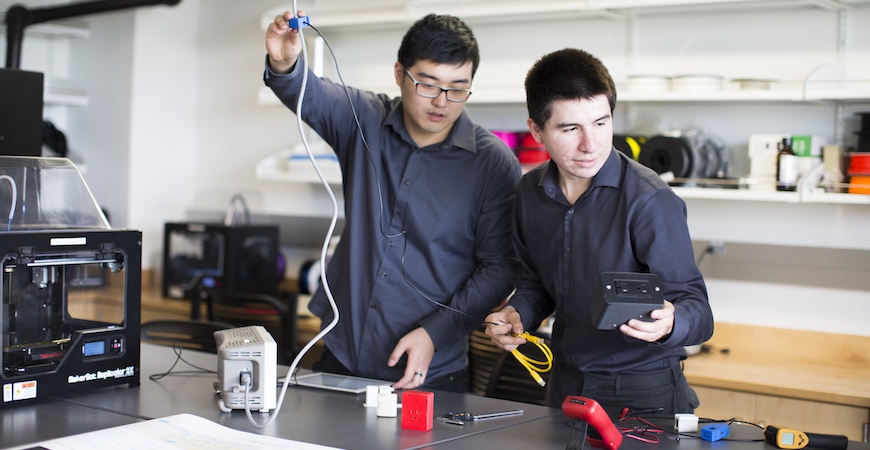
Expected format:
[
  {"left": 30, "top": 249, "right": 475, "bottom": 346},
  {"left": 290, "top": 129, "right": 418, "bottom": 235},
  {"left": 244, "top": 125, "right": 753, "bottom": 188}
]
[
  {"left": 508, "top": 149, "right": 713, "bottom": 374},
  {"left": 264, "top": 58, "right": 521, "bottom": 381}
]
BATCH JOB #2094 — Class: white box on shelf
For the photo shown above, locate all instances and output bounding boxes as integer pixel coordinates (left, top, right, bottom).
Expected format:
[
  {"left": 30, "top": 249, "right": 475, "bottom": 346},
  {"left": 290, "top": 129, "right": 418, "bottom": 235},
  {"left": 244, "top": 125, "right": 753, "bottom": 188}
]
[
  {"left": 791, "top": 135, "right": 830, "bottom": 158},
  {"left": 748, "top": 133, "right": 789, "bottom": 191}
]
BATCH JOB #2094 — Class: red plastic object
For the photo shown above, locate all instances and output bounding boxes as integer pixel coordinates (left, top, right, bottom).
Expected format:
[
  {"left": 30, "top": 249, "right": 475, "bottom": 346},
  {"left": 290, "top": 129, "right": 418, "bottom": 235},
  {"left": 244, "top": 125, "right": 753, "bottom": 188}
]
[
  {"left": 848, "top": 153, "right": 870, "bottom": 175},
  {"left": 518, "top": 132, "right": 543, "bottom": 149},
  {"left": 562, "top": 396, "right": 623, "bottom": 450},
  {"left": 517, "top": 149, "right": 550, "bottom": 164},
  {"left": 401, "top": 391, "right": 434, "bottom": 432}
]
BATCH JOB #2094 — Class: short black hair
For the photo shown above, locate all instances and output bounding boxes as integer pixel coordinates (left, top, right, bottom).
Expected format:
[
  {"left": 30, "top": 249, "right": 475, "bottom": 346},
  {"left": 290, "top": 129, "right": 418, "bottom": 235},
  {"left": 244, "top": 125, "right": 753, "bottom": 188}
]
[
  {"left": 397, "top": 14, "right": 480, "bottom": 76},
  {"left": 525, "top": 48, "right": 617, "bottom": 128}
]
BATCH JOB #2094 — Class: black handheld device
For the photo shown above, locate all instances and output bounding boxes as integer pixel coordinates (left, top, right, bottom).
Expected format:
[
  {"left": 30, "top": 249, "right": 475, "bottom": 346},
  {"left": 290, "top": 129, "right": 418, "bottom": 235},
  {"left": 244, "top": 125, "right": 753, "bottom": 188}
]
[{"left": 589, "top": 272, "right": 664, "bottom": 330}]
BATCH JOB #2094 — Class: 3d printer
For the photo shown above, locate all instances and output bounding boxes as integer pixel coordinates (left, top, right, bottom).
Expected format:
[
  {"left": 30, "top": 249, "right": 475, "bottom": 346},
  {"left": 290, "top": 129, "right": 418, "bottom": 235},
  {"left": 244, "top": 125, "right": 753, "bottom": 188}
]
[
  {"left": 0, "top": 156, "right": 141, "bottom": 407},
  {"left": 161, "top": 222, "right": 280, "bottom": 301}
]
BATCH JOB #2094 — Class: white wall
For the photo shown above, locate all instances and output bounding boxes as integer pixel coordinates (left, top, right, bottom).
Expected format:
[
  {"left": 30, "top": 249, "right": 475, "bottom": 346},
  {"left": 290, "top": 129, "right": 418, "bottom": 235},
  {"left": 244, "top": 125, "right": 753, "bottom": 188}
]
[
  {"left": 2, "top": 0, "right": 868, "bottom": 336},
  {"left": 126, "top": 1, "right": 200, "bottom": 270},
  {"left": 66, "top": 9, "right": 134, "bottom": 230},
  {"left": 191, "top": 0, "right": 341, "bottom": 219}
]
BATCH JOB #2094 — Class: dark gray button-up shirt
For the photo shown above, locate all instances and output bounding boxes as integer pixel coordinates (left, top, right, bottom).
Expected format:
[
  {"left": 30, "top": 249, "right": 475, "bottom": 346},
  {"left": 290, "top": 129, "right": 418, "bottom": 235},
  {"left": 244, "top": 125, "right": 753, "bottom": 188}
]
[
  {"left": 264, "top": 58, "right": 521, "bottom": 381},
  {"left": 508, "top": 149, "right": 713, "bottom": 375}
]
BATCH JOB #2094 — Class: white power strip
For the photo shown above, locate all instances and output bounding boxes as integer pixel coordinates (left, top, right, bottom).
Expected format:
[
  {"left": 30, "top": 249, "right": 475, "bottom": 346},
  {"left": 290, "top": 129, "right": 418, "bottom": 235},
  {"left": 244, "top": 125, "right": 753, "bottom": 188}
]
[{"left": 215, "top": 326, "right": 277, "bottom": 413}]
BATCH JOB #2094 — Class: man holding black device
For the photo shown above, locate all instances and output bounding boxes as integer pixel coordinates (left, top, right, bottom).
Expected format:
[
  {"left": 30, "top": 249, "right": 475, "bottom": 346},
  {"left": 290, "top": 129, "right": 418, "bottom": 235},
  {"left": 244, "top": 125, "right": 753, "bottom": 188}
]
[{"left": 485, "top": 48, "right": 713, "bottom": 414}]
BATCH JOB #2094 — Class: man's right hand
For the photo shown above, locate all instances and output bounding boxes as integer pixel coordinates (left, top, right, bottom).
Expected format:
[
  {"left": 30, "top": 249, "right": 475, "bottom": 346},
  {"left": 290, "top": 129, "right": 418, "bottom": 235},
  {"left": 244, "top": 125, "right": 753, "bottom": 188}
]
[
  {"left": 484, "top": 306, "right": 528, "bottom": 352},
  {"left": 265, "top": 10, "right": 306, "bottom": 74}
]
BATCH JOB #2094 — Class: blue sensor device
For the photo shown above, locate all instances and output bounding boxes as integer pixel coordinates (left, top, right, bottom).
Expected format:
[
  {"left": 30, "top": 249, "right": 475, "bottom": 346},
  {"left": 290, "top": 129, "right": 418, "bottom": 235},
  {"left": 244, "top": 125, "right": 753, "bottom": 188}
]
[
  {"left": 701, "top": 423, "right": 730, "bottom": 442},
  {"left": 289, "top": 16, "right": 310, "bottom": 29}
]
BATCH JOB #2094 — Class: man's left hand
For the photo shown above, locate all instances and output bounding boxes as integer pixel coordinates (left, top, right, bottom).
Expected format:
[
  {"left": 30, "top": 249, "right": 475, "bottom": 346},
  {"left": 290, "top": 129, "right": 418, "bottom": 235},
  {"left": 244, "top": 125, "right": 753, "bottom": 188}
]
[
  {"left": 619, "top": 300, "right": 675, "bottom": 342},
  {"left": 389, "top": 327, "right": 435, "bottom": 389}
]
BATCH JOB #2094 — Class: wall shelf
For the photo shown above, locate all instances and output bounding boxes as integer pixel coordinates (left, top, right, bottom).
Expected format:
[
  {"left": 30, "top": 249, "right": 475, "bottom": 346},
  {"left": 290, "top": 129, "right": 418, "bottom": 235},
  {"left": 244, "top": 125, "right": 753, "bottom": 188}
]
[
  {"left": 467, "top": 73, "right": 870, "bottom": 104},
  {"left": 44, "top": 85, "right": 89, "bottom": 107},
  {"left": 0, "top": 17, "right": 91, "bottom": 39},
  {"left": 255, "top": 146, "right": 342, "bottom": 185},
  {"left": 262, "top": 0, "right": 870, "bottom": 32},
  {"left": 259, "top": 1, "right": 869, "bottom": 106},
  {"left": 1, "top": 16, "right": 91, "bottom": 107},
  {"left": 259, "top": 78, "right": 869, "bottom": 106},
  {"left": 260, "top": 83, "right": 869, "bottom": 106},
  {"left": 673, "top": 185, "right": 870, "bottom": 204}
]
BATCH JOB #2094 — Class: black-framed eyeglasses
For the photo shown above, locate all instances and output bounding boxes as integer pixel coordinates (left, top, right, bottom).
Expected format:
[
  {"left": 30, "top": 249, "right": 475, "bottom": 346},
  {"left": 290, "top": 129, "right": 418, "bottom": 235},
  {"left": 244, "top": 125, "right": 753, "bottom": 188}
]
[{"left": 404, "top": 70, "right": 473, "bottom": 103}]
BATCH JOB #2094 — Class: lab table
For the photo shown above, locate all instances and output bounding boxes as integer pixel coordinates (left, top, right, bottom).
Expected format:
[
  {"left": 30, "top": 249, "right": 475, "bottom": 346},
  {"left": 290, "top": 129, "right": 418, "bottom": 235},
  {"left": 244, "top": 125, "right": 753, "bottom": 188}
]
[
  {"left": 33, "top": 344, "right": 563, "bottom": 449},
  {"left": 4, "top": 343, "right": 870, "bottom": 450}
]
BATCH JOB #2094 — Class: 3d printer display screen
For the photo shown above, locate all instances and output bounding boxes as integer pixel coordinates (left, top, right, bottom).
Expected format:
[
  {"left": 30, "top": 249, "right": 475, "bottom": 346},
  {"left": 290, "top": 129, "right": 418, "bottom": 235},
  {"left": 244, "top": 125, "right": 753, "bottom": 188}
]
[{"left": 83, "top": 340, "right": 105, "bottom": 357}]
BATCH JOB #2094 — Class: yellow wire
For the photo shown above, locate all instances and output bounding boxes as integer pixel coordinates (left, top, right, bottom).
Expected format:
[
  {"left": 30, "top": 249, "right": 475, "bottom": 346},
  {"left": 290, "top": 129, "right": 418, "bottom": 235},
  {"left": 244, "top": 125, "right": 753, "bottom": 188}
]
[{"left": 510, "top": 332, "right": 553, "bottom": 387}]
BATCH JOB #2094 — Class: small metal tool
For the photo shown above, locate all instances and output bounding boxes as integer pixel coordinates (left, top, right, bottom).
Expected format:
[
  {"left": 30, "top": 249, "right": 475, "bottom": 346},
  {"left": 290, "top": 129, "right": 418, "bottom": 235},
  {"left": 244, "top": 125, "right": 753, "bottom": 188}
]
[{"left": 436, "top": 417, "right": 466, "bottom": 426}]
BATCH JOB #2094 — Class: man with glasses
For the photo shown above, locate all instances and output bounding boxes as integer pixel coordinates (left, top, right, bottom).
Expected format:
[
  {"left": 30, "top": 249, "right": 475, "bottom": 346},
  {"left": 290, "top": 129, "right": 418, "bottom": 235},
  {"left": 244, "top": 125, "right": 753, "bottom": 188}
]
[{"left": 264, "top": 12, "right": 521, "bottom": 392}]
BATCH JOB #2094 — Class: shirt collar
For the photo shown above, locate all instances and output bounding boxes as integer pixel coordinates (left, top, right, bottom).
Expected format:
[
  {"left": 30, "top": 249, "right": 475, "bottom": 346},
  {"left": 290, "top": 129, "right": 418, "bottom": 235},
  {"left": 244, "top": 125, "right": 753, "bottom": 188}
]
[
  {"left": 538, "top": 147, "right": 622, "bottom": 191},
  {"left": 384, "top": 100, "right": 477, "bottom": 153},
  {"left": 594, "top": 148, "right": 623, "bottom": 188}
]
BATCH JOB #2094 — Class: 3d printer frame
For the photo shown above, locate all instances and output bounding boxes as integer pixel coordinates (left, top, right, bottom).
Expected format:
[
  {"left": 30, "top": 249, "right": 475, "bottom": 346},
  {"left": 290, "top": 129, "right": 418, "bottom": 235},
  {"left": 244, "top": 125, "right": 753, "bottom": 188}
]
[
  {"left": 162, "top": 222, "right": 280, "bottom": 302},
  {"left": 1, "top": 229, "right": 141, "bottom": 407}
]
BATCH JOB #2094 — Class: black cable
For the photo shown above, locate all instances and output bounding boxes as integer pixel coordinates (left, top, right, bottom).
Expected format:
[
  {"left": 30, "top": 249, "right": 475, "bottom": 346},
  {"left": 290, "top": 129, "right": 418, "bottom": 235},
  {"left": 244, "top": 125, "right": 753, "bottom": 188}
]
[
  {"left": 633, "top": 414, "right": 765, "bottom": 442},
  {"left": 310, "top": 24, "right": 403, "bottom": 240},
  {"left": 148, "top": 343, "right": 217, "bottom": 381},
  {"left": 696, "top": 247, "right": 710, "bottom": 266}
]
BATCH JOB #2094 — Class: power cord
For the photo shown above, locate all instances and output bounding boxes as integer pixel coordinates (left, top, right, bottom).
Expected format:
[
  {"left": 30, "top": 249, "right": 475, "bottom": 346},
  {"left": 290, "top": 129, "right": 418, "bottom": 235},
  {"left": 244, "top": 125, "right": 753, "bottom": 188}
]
[
  {"left": 0, "top": 175, "right": 17, "bottom": 231},
  {"left": 239, "top": 5, "right": 341, "bottom": 428},
  {"left": 615, "top": 413, "right": 766, "bottom": 443},
  {"left": 695, "top": 241, "right": 726, "bottom": 266},
  {"left": 149, "top": 343, "right": 217, "bottom": 381}
]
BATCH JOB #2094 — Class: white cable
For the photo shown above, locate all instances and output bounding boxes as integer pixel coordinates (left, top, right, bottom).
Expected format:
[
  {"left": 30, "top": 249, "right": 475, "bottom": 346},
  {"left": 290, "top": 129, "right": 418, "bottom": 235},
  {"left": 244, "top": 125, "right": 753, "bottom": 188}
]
[
  {"left": 0, "top": 175, "right": 18, "bottom": 231},
  {"left": 243, "top": 6, "right": 341, "bottom": 428}
]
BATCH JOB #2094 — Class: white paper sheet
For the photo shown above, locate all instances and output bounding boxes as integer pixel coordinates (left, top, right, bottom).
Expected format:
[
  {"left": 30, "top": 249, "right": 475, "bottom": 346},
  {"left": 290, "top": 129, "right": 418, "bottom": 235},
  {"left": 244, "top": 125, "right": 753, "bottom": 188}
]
[{"left": 11, "top": 413, "right": 340, "bottom": 450}]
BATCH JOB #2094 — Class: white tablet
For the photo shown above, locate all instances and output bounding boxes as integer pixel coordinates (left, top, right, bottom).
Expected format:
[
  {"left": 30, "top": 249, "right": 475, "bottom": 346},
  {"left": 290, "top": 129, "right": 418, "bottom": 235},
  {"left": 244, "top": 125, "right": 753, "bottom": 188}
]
[{"left": 289, "top": 372, "right": 391, "bottom": 394}]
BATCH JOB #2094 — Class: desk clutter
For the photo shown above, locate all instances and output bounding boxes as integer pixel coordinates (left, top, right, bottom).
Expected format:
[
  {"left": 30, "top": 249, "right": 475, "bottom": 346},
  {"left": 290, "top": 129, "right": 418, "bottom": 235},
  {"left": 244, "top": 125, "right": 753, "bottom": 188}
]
[{"left": 4, "top": 339, "right": 865, "bottom": 449}]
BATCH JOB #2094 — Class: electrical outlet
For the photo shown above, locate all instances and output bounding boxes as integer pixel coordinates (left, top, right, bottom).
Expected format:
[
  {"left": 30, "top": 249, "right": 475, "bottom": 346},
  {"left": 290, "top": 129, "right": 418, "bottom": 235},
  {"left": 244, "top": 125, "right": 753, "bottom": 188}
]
[{"left": 708, "top": 241, "right": 727, "bottom": 255}]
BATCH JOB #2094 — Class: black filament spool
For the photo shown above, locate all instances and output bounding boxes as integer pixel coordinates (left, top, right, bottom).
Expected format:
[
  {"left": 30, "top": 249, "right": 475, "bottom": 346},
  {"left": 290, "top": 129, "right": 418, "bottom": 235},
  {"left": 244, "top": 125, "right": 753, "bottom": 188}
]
[{"left": 638, "top": 135, "right": 694, "bottom": 178}]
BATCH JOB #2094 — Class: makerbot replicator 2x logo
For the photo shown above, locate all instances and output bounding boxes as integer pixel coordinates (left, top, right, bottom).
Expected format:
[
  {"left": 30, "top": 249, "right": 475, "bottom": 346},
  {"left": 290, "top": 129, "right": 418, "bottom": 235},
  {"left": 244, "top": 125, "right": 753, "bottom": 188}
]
[{"left": 67, "top": 366, "right": 136, "bottom": 384}]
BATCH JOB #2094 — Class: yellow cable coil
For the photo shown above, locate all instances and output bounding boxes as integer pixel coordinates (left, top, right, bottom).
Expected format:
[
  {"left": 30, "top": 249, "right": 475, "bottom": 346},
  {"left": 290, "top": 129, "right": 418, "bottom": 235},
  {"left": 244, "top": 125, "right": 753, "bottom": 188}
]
[{"left": 510, "top": 332, "right": 553, "bottom": 387}]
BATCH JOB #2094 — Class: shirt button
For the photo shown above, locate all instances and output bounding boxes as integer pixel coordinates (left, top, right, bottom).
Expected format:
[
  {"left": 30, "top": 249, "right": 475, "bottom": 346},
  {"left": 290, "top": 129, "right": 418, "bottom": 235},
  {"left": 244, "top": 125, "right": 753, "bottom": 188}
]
[
  {"left": 566, "top": 356, "right": 572, "bottom": 362},
  {"left": 394, "top": 211, "right": 401, "bottom": 216},
  {"left": 371, "top": 303, "right": 379, "bottom": 310},
  {"left": 565, "top": 247, "right": 571, "bottom": 253},
  {"left": 404, "top": 179, "right": 411, "bottom": 185},
  {"left": 381, "top": 272, "right": 387, "bottom": 278},
  {"left": 568, "top": 210, "right": 574, "bottom": 215},
  {"left": 388, "top": 242, "right": 393, "bottom": 247}
]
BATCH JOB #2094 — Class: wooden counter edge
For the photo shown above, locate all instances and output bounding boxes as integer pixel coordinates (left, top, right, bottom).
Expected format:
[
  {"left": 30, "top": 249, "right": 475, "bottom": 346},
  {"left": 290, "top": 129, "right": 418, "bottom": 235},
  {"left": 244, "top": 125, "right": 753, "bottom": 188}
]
[{"left": 685, "top": 322, "right": 870, "bottom": 409}]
